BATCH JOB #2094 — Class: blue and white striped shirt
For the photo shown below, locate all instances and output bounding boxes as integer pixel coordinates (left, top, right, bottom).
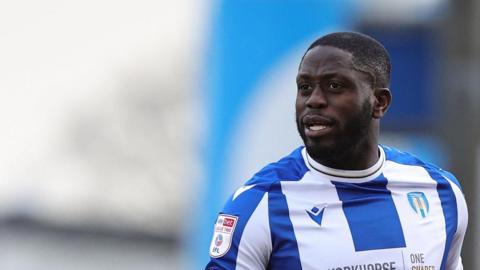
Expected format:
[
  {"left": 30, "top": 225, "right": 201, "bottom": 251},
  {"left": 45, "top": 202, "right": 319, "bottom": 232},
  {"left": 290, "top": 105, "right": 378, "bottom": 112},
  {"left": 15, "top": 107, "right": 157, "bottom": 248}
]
[{"left": 206, "top": 145, "right": 467, "bottom": 270}]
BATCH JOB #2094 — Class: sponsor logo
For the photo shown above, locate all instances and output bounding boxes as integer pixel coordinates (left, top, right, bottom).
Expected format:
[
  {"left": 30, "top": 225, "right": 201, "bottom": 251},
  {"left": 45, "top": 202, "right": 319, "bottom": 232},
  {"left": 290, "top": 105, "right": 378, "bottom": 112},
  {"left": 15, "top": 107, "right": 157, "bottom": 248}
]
[
  {"left": 306, "top": 205, "right": 326, "bottom": 226},
  {"left": 407, "top": 192, "right": 429, "bottom": 218},
  {"left": 209, "top": 214, "right": 239, "bottom": 258},
  {"left": 409, "top": 252, "right": 435, "bottom": 269},
  {"left": 328, "top": 261, "right": 396, "bottom": 270},
  {"left": 223, "top": 217, "right": 235, "bottom": 227}
]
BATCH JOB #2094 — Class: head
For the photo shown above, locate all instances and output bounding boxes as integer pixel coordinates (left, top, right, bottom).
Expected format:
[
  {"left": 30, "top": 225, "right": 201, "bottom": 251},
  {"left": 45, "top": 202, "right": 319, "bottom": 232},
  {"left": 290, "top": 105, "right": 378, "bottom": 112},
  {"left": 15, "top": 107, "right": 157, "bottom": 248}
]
[{"left": 295, "top": 32, "right": 392, "bottom": 166}]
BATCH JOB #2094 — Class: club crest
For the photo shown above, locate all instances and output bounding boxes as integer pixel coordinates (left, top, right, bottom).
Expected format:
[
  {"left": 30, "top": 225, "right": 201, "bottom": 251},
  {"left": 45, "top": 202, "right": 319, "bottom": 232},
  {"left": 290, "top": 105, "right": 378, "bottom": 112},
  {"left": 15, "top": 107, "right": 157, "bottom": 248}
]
[{"left": 407, "top": 192, "right": 429, "bottom": 218}]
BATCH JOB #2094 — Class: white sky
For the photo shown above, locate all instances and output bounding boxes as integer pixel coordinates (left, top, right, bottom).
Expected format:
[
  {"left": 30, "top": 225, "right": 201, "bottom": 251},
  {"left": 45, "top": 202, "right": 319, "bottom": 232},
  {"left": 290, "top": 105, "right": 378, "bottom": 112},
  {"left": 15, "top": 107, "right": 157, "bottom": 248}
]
[{"left": 0, "top": 0, "right": 207, "bottom": 233}]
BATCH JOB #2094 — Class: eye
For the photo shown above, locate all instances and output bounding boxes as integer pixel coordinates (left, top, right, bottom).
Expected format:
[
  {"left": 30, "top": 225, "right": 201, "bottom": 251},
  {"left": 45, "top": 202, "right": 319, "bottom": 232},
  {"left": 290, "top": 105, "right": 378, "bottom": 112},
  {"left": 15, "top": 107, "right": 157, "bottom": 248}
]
[
  {"left": 327, "top": 81, "right": 344, "bottom": 91},
  {"left": 298, "top": 83, "right": 313, "bottom": 94}
]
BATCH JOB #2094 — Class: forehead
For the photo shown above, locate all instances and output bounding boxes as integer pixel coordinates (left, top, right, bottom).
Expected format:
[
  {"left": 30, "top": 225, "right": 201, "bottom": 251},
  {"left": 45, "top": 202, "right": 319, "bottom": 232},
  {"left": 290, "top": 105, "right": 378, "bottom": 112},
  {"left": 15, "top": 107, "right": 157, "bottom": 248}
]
[{"left": 298, "top": 45, "right": 356, "bottom": 78}]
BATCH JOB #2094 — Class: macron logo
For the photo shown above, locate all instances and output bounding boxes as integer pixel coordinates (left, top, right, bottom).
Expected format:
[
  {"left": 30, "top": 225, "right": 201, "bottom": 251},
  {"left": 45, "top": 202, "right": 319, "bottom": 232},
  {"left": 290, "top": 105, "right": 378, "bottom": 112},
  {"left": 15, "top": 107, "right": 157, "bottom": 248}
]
[
  {"left": 232, "top": 185, "right": 255, "bottom": 201},
  {"left": 306, "top": 205, "right": 326, "bottom": 226}
]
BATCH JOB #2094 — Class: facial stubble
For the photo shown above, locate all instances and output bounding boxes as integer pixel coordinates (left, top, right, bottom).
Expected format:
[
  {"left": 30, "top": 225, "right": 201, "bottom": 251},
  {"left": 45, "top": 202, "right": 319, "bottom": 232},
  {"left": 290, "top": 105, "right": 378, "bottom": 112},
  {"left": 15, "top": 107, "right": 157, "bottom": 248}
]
[{"left": 296, "top": 100, "right": 373, "bottom": 164}]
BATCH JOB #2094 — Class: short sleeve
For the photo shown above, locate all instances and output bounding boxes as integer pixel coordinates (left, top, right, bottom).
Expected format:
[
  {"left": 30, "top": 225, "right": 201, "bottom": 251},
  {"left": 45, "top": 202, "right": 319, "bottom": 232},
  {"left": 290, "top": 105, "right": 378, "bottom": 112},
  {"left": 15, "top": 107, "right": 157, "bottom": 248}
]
[
  {"left": 444, "top": 177, "right": 468, "bottom": 270},
  {"left": 205, "top": 184, "right": 272, "bottom": 270}
]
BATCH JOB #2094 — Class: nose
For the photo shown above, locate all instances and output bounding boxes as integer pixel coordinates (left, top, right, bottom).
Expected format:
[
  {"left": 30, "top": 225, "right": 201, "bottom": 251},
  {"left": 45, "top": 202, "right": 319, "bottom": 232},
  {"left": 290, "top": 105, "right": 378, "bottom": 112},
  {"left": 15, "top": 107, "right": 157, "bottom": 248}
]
[{"left": 305, "top": 86, "right": 327, "bottom": 108}]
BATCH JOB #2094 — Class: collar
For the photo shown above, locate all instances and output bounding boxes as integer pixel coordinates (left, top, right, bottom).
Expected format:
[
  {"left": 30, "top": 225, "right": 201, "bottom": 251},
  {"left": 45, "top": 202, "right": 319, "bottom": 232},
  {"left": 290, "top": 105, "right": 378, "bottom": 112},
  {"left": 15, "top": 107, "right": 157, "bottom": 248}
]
[{"left": 302, "top": 145, "right": 385, "bottom": 183}]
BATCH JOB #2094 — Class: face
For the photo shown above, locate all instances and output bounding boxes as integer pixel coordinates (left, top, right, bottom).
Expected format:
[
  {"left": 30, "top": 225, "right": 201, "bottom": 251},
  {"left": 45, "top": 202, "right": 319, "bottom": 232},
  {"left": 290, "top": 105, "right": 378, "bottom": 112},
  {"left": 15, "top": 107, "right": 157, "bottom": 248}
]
[{"left": 295, "top": 45, "right": 376, "bottom": 161}]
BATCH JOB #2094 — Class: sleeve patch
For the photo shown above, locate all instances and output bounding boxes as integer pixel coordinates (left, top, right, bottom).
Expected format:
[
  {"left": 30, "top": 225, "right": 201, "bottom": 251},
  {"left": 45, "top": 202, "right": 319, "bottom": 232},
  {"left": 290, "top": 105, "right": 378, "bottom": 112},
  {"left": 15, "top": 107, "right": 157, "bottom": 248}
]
[{"left": 209, "top": 214, "right": 239, "bottom": 258}]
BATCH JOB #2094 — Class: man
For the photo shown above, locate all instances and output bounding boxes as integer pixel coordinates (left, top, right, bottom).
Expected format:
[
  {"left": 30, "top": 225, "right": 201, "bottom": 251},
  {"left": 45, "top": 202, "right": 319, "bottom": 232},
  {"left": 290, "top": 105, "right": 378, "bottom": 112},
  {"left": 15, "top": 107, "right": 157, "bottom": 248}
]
[{"left": 206, "top": 32, "right": 467, "bottom": 270}]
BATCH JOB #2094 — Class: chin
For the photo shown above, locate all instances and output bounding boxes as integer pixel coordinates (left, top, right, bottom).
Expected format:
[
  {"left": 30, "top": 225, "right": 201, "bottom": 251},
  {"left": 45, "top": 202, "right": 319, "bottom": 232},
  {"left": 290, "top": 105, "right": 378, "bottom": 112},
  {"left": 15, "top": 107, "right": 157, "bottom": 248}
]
[
  {"left": 301, "top": 135, "right": 337, "bottom": 157},
  {"left": 305, "top": 140, "right": 337, "bottom": 159},
  {"left": 297, "top": 121, "right": 348, "bottom": 160}
]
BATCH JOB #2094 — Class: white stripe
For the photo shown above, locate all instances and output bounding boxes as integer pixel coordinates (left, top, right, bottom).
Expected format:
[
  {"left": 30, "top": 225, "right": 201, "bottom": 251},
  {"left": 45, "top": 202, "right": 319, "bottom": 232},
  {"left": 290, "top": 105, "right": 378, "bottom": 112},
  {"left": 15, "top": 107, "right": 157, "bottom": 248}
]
[
  {"left": 384, "top": 161, "right": 445, "bottom": 269},
  {"left": 281, "top": 172, "right": 356, "bottom": 269},
  {"left": 235, "top": 192, "right": 271, "bottom": 270}
]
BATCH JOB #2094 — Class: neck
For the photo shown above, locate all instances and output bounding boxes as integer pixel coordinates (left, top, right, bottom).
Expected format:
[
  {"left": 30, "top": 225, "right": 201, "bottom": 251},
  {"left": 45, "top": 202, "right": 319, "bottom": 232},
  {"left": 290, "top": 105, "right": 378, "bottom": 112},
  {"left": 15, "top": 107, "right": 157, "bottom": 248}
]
[{"left": 323, "top": 143, "right": 379, "bottom": 170}]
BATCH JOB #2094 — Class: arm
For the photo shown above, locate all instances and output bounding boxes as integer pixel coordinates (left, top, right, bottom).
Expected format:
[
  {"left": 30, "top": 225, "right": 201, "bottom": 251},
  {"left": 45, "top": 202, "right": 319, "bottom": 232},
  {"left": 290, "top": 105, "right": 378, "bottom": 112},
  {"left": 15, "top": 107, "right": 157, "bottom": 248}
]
[
  {"left": 206, "top": 184, "right": 272, "bottom": 270},
  {"left": 444, "top": 177, "right": 468, "bottom": 270}
]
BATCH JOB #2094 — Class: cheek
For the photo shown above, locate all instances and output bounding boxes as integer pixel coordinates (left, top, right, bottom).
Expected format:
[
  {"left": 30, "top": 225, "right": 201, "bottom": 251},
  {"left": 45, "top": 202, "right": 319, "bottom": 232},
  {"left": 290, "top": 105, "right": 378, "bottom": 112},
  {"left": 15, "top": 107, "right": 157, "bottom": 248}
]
[
  {"left": 329, "top": 95, "right": 357, "bottom": 109},
  {"left": 295, "top": 96, "right": 303, "bottom": 112},
  {"left": 331, "top": 97, "right": 366, "bottom": 121}
]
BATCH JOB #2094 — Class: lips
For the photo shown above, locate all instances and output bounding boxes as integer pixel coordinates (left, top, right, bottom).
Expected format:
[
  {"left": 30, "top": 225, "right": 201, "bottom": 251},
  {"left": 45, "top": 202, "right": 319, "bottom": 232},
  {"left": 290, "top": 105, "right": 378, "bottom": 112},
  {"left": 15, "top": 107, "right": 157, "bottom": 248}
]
[{"left": 302, "top": 114, "right": 335, "bottom": 137}]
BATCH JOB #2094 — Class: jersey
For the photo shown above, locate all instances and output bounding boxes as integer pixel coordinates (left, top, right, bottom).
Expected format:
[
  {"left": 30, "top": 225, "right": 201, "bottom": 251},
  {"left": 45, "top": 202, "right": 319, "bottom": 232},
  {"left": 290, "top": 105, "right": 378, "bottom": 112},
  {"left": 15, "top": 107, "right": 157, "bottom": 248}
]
[{"left": 205, "top": 145, "right": 468, "bottom": 270}]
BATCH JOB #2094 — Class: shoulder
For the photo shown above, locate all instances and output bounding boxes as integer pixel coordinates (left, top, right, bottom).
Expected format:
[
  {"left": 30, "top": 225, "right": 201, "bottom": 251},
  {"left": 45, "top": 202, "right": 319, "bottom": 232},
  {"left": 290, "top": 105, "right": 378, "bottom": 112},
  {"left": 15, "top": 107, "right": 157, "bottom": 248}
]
[
  {"left": 245, "top": 146, "right": 309, "bottom": 186},
  {"left": 206, "top": 148, "right": 308, "bottom": 265},
  {"left": 222, "top": 146, "right": 309, "bottom": 213},
  {"left": 381, "top": 145, "right": 463, "bottom": 191}
]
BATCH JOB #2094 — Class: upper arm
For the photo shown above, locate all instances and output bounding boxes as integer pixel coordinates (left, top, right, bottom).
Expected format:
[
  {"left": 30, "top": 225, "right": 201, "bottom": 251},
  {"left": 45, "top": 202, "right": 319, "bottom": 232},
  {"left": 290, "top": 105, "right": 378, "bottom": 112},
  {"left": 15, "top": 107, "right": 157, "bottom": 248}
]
[
  {"left": 445, "top": 177, "right": 468, "bottom": 270},
  {"left": 206, "top": 184, "right": 272, "bottom": 270}
]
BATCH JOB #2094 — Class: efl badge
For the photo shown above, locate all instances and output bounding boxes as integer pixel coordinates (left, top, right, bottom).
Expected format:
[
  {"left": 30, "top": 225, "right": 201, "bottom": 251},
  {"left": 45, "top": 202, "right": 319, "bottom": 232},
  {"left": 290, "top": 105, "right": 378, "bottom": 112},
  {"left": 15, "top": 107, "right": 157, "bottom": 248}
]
[
  {"left": 407, "top": 192, "right": 429, "bottom": 218},
  {"left": 209, "top": 214, "right": 238, "bottom": 258}
]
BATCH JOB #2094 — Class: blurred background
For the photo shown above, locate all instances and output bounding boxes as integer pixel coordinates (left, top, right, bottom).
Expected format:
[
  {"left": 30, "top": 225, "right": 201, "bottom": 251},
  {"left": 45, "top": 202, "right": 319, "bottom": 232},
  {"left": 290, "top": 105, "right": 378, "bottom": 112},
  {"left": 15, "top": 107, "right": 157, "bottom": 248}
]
[{"left": 0, "top": 0, "right": 478, "bottom": 269}]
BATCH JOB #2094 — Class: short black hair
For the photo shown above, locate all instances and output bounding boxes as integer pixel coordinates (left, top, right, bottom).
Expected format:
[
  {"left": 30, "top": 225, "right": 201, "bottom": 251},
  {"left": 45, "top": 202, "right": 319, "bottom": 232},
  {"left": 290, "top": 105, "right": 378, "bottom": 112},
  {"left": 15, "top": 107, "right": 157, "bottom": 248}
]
[{"left": 300, "top": 32, "right": 391, "bottom": 88}]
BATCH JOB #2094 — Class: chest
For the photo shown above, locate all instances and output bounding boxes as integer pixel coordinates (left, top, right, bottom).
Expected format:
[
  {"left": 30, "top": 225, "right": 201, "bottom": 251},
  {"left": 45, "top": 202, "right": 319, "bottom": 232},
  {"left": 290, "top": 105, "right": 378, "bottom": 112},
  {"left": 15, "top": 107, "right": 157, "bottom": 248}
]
[{"left": 274, "top": 174, "right": 447, "bottom": 270}]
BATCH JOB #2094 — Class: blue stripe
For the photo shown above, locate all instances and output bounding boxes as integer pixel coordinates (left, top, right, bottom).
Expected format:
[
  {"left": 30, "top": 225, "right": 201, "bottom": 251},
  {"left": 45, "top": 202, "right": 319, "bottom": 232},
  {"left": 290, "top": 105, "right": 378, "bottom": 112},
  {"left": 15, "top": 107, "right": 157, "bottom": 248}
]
[
  {"left": 206, "top": 185, "right": 268, "bottom": 270},
  {"left": 427, "top": 169, "right": 457, "bottom": 270},
  {"left": 268, "top": 181, "right": 302, "bottom": 270},
  {"left": 332, "top": 176, "right": 406, "bottom": 251},
  {"left": 383, "top": 146, "right": 458, "bottom": 270},
  {"left": 439, "top": 170, "right": 462, "bottom": 191}
]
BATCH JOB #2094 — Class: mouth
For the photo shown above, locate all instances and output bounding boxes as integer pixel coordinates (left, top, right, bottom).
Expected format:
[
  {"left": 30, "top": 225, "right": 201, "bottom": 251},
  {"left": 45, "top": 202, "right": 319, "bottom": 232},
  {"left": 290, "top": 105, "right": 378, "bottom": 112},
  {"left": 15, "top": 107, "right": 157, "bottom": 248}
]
[{"left": 303, "top": 115, "right": 334, "bottom": 137}]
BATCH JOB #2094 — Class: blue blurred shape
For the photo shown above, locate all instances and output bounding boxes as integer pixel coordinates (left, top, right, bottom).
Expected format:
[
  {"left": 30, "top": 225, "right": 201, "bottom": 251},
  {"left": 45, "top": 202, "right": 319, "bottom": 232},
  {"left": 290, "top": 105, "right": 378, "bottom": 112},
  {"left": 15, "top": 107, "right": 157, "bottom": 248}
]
[
  {"left": 361, "top": 27, "right": 440, "bottom": 129},
  {"left": 188, "top": 1, "right": 356, "bottom": 268}
]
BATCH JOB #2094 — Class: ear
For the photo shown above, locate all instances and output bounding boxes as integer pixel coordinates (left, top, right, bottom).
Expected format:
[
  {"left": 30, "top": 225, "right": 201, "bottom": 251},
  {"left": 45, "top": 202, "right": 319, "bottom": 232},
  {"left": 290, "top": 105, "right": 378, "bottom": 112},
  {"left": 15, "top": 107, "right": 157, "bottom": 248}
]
[{"left": 372, "top": 88, "right": 392, "bottom": 119}]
